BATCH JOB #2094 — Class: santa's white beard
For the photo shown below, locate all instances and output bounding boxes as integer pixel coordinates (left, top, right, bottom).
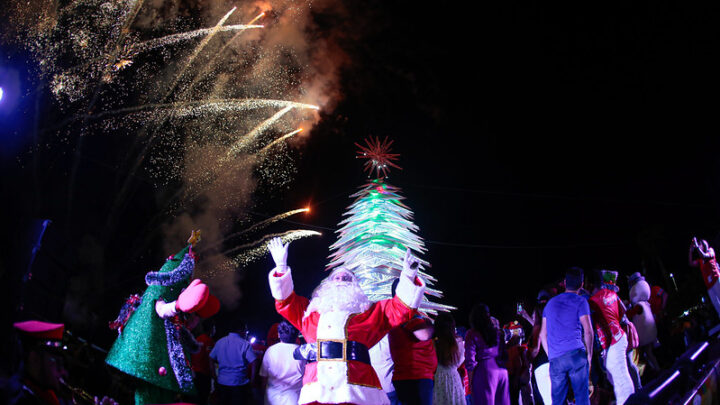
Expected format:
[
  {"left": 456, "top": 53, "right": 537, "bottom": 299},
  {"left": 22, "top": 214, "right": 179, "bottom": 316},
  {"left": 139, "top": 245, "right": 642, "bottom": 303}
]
[{"left": 304, "top": 281, "right": 371, "bottom": 319}]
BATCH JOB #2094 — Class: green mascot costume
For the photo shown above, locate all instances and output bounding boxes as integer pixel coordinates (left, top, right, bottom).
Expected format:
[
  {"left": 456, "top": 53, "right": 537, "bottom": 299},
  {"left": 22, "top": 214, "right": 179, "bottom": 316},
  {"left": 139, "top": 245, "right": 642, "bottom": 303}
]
[{"left": 106, "top": 231, "right": 217, "bottom": 404}]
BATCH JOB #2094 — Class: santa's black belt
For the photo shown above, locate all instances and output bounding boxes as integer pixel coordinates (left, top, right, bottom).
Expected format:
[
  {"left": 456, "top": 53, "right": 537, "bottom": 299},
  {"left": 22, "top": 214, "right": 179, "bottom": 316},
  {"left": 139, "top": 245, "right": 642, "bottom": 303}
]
[{"left": 293, "top": 340, "right": 370, "bottom": 364}]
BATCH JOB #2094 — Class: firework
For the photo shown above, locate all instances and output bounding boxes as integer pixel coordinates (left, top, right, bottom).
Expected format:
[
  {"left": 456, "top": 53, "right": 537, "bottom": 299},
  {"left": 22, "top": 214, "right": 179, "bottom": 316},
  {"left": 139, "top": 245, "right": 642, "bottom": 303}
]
[
  {"left": 89, "top": 99, "right": 318, "bottom": 122},
  {"left": 159, "top": 7, "right": 239, "bottom": 100},
  {"left": 181, "top": 12, "right": 267, "bottom": 98},
  {"left": 133, "top": 24, "right": 263, "bottom": 54},
  {"left": 259, "top": 128, "right": 303, "bottom": 155},
  {"left": 225, "top": 105, "right": 294, "bottom": 158},
  {"left": 203, "top": 208, "right": 310, "bottom": 251},
  {"left": 10, "top": 0, "right": 331, "bottom": 293},
  {"left": 229, "top": 230, "right": 322, "bottom": 266},
  {"left": 356, "top": 136, "right": 402, "bottom": 179},
  {"left": 247, "top": 12, "right": 266, "bottom": 26}
]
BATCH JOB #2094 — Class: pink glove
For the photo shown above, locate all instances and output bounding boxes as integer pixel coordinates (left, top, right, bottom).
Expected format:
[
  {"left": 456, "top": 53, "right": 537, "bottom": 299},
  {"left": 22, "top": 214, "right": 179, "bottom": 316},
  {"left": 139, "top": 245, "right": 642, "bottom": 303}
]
[{"left": 176, "top": 279, "right": 209, "bottom": 313}]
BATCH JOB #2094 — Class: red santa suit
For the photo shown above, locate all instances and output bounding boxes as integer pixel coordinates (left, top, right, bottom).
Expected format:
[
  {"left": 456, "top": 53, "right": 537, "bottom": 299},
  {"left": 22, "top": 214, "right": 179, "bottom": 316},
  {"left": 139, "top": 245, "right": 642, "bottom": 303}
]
[{"left": 268, "top": 267, "right": 426, "bottom": 405}]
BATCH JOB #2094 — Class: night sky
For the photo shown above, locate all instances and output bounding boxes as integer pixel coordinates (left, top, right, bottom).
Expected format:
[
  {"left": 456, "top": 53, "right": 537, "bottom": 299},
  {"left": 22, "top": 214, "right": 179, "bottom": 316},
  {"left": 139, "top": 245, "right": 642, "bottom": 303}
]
[{"left": 3, "top": 0, "right": 720, "bottom": 350}]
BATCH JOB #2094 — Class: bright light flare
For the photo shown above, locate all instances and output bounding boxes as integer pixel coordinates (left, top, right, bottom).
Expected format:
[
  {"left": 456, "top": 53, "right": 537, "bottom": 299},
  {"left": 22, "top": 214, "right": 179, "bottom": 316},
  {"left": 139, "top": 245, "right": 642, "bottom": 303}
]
[{"left": 0, "top": 87, "right": 4, "bottom": 102}]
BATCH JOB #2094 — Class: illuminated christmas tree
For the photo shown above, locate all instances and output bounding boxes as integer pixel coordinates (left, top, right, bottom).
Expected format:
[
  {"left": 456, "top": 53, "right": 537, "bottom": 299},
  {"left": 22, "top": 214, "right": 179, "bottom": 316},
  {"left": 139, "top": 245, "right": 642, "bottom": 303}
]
[{"left": 326, "top": 137, "right": 453, "bottom": 314}]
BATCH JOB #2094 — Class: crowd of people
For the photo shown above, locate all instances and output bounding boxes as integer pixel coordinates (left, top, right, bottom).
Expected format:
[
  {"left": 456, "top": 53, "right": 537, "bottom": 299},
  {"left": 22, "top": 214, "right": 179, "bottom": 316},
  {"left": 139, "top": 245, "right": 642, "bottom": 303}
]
[{"left": 3, "top": 236, "right": 720, "bottom": 405}]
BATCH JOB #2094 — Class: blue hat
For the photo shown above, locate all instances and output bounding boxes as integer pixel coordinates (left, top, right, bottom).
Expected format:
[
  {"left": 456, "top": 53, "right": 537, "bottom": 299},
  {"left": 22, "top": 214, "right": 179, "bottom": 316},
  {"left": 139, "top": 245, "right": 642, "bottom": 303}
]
[{"left": 628, "top": 272, "right": 645, "bottom": 288}]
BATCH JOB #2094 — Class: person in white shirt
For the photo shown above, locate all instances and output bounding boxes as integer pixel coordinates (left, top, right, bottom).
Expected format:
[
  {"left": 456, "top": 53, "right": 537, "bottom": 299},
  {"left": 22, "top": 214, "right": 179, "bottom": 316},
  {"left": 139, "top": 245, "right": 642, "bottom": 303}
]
[
  {"left": 259, "top": 320, "right": 305, "bottom": 405},
  {"left": 370, "top": 335, "right": 399, "bottom": 404}
]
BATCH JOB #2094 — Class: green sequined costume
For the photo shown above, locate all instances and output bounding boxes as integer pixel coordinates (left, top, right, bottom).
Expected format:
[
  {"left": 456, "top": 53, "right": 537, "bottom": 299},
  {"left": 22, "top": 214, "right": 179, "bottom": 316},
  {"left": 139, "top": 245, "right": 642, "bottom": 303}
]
[{"left": 106, "top": 245, "right": 196, "bottom": 405}]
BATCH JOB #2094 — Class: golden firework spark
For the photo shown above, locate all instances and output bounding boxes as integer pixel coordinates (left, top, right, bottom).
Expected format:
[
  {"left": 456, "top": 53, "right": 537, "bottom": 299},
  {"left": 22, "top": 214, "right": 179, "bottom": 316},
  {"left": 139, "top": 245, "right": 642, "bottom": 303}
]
[
  {"left": 134, "top": 24, "right": 263, "bottom": 53},
  {"left": 259, "top": 128, "right": 303, "bottom": 155},
  {"left": 229, "top": 230, "right": 322, "bottom": 267}
]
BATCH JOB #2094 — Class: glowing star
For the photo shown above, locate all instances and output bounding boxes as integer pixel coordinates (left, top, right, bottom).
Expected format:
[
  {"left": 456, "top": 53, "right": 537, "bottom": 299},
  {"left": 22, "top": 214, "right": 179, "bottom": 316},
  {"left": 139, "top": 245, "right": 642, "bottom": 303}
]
[
  {"left": 355, "top": 136, "right": 402, "bottom": 179},
  {"left": 187, "top": 229, "right": 202, "bottom": 246}
]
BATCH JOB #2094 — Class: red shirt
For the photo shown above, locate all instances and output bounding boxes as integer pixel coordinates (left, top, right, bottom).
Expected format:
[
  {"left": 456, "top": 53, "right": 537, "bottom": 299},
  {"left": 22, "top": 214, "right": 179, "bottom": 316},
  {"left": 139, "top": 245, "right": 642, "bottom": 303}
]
[
  {"left": 389, "top": 315, "right": 437, "bottom": 381},
  {"left": 649, "top": 286, "right": 667, "bottom": 316},
  {"left": 589, "top": 288, "right": 625, "bottom": 350},
  {"left": 191, "top": 334, "right": 215, "bottom": 375},
  {"left": 700, "top": 258, "right": 720, "bottom": 289},
  {"left": 458, "top": 363, "right": 471, "bottom": 395}
]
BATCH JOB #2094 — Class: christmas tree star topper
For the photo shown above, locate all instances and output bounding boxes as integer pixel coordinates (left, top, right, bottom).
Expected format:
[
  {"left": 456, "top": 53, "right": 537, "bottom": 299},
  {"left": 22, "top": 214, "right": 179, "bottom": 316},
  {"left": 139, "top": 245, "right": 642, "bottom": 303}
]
[{"left": 355, "top": 136, "right": 402, "bottom": 179}]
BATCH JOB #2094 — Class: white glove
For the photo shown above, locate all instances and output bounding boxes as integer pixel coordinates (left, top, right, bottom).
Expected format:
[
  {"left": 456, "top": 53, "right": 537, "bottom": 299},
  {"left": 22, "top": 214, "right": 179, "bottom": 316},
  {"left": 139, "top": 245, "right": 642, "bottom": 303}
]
[
  {"left": 402, "top": 248, "right": 420, "bottom": 280},
  {"left": 268, "top": 237, "right": 289, "bottom": 268},
  {"left": 155, "top": 300, "right": 178, "bottom": 319}
]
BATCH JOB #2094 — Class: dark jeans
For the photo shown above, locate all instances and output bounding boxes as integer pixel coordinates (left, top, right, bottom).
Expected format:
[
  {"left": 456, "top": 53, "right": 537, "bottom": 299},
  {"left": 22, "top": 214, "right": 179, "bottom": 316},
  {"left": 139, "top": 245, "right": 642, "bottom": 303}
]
[
  {"left": 387, "top": 390, "right": 402, "bottom": 405},
  {"left": 216, "top": 383, "right": 251, "bottom": 405},
  {"left": 394, "top": 378, "right": 434, "bottom": 405},
  {"left": 549, "top": 348, "right": 589, "bottom": 405}
]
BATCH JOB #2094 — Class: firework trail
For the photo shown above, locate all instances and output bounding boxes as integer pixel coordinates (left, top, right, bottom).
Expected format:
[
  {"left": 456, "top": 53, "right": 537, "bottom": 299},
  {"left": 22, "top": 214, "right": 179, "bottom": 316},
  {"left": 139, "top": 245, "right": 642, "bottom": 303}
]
[
  {"left": 40, "top": 99, "right": 318, "bottom": 133},
  {"left": 227, "top": 230, "right": 322, "bottom": 266},
  {"left": 259, "top": 128, "right": 303, "bottom": 155},
  {"left": 134, "top": 24, "right": 263, "bottom": 53},
  {"left": 202, "top": 208, "right": 310, "bottom": 251},
  {"left": 247, "top": 12, "right": 266, "bottom": 25},
  {"left": 182, "top": 12, "right": 266, "bottom": 97},
  {"left": 113, "top": 101, "right": 316, "bottom": 206},
  {"left": 225, "top": 208, "right": 309, "bottom": 241},
  {"left": 160, "top": 7, "right": 237, "bottom": 100},
  {"left": 111, "top": 8, "right": 265, "bottom": 200},
  {"left": 169, "top": 103, "right": 316, "bottom": 203},
  {"left": 226, "top": 106, "right": 294, "bottom": 158},
  {"left": 94, "top": 99, "right": 318, "bottom": 122}
]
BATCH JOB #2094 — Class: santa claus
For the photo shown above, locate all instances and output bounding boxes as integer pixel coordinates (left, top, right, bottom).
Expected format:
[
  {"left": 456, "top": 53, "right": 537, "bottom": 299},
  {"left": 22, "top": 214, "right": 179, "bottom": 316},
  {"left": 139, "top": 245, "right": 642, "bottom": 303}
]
[{"left": 266, "top": 237, "right": 426, "bottom": 405}]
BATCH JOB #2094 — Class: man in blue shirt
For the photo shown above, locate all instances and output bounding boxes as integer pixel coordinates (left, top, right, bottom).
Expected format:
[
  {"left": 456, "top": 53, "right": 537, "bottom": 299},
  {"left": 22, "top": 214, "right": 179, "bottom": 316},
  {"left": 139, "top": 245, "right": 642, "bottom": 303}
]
[
  {"left": 210, "top": 321, "right": 258, "bottom": 405},
  {"left": 540, "top": 267, "right": 594, "bottom": 405}
]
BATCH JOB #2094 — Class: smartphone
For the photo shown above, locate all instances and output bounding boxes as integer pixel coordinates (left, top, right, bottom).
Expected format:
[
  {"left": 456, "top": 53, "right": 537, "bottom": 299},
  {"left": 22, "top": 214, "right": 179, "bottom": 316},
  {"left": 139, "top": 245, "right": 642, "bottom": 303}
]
[{"left": 516, "top": 303, "right": 523, "bottom": 314}]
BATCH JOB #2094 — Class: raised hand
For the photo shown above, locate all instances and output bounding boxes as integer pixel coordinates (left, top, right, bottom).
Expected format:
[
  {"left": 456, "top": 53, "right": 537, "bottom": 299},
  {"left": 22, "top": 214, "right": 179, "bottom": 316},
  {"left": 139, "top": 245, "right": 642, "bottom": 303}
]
[
  {"left": 700, "top": 239, "right": 716, "bottom": 260},
  {"left": 268, "top": 237, "right": 290, "bottom": 268},
  {"left": 690, "top": 237, "right": 715, "bottom": 266},
  {"left": 402, "top": 248, "right": 420, "bottom": 278}
]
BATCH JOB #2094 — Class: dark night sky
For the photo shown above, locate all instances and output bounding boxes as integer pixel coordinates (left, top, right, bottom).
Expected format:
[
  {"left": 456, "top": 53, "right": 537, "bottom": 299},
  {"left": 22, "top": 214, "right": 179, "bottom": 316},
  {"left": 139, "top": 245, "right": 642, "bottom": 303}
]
[{"left": 3, "top": 0, "right": 720, "bottom": 347}]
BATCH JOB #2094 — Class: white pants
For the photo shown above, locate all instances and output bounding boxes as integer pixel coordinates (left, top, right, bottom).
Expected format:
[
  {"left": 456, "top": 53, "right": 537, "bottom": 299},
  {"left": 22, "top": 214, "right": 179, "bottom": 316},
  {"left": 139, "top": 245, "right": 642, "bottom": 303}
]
[
  {"left": 534, "top": 363, "right": 552, "bottom": 405},
  {"left": 708, "top": 282, "right": 720, "bottom": 319},
  {"left": 604, "top": 334, "right": 634, "bottom": 405}
]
